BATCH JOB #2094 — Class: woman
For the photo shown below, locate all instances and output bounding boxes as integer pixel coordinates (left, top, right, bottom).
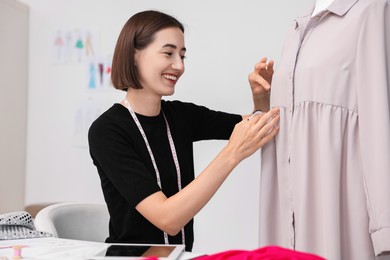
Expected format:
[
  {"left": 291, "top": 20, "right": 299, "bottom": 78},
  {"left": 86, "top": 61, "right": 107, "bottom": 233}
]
[
  {"left": 249, "top": 0, "right": 390, "bottom": 259},
  {"left": 88, "top": 10, "right": 279, "bottom": 251}
]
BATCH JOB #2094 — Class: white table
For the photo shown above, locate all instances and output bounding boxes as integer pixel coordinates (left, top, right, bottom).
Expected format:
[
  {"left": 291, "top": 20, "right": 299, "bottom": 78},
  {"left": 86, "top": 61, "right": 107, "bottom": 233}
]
[{"left": 0, "top": 237, "right": 203, "bottom": 259}]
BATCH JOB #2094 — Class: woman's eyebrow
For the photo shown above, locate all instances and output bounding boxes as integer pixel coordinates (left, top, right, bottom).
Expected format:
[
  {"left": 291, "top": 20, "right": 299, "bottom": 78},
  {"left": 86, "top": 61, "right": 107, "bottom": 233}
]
[{"left": 162, "top": 43, "right": 186, "bottom": 52}]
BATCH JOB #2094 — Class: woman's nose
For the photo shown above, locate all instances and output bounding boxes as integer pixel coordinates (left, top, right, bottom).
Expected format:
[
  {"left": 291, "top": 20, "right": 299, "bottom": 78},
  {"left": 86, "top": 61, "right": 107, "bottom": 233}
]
[{"left": 171, "top": 58, "right": 184, "bottom": 72}]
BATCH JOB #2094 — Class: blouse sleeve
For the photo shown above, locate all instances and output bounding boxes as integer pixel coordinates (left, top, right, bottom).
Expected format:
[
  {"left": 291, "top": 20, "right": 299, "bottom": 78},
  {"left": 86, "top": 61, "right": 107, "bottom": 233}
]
[{"left": 356, "top": 0, "right": 390, "bottom": 256}]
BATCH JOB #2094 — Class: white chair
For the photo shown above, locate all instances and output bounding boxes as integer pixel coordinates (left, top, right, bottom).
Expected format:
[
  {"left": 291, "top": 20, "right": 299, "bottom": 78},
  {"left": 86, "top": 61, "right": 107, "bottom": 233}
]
[{"left": 34, "top": 202, "right": 110, "bottom": 242}]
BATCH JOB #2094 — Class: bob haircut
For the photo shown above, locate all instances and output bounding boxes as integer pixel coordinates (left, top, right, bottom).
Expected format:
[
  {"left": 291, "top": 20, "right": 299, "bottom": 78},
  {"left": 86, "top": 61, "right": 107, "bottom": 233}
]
[{"left": 111, "top": 10, "right": 185, "bottom": 91}]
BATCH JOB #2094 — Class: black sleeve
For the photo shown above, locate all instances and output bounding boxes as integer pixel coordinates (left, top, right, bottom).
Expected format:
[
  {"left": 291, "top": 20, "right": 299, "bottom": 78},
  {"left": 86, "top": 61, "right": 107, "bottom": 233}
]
[
  {"left": 163, "top": 100, "right": 242, "bottom": 142},
  {"left": 88, "top": 112, "right": 160, "bottom": 208}
]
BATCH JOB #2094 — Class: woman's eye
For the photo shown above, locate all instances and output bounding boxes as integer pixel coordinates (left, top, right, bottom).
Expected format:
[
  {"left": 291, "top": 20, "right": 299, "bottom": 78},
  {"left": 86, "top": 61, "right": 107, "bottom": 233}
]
[{"left": 163, "top": 52, "right": 185, "bottom": 60}]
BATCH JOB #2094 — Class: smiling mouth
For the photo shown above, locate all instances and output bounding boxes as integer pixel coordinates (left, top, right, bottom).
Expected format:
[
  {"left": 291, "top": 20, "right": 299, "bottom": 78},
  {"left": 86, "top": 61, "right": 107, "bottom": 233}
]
[{"left": 162, "top": 74, "right": 178, "bottom": 82}]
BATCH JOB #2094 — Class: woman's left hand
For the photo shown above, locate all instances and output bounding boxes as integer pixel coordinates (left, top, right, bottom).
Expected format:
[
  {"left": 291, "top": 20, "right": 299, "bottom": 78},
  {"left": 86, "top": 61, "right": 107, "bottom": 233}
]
[{"left": 248, "top": 57, "right": 274, "bottom": 99}]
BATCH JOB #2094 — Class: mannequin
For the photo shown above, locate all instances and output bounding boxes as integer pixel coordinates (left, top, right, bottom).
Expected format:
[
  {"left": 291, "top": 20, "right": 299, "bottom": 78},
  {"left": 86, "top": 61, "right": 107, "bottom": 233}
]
[
  {"left": 253, "top": 0, "right": 390, "bottom": 258},
  {"left": 312, "top": 0, "right": 335, "bottom": 16}
]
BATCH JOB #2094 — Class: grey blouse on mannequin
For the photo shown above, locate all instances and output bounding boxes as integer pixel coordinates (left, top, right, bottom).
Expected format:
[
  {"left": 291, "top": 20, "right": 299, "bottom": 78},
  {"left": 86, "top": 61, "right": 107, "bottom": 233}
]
[{"left": 258, "top": 0, "right": 390, "bottom": 259}]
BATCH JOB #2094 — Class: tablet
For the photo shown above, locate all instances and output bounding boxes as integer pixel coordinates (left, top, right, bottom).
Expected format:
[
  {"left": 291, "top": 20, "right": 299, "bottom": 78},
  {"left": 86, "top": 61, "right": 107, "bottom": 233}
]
[{"left": 88, "top": 243, "right": 185, "bottom": 260}]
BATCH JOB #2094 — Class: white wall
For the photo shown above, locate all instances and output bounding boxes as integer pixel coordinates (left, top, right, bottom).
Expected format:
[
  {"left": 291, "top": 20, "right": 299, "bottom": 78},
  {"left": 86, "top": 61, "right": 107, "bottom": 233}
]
[{"left": 20, "top": 0, "right": 312, "bottom": 254}]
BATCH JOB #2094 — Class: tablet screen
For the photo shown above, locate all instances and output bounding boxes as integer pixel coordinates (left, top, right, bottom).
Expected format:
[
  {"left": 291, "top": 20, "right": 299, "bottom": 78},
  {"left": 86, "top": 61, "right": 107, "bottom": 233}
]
[{"left": 90, "top": 243, "right": 185, "bottom": 259}]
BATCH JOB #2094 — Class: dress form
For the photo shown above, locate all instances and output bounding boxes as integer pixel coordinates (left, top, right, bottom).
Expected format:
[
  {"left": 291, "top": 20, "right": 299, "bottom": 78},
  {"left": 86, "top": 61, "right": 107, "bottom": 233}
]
[{"left": 312, "top": 0, "right": 335, "bottom": 16}]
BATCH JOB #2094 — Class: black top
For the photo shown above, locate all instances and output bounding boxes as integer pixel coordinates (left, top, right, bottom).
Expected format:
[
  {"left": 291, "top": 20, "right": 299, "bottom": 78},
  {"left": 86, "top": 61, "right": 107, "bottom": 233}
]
[{"left": 88, "top": 100, "right": 241, "bottom": 251}]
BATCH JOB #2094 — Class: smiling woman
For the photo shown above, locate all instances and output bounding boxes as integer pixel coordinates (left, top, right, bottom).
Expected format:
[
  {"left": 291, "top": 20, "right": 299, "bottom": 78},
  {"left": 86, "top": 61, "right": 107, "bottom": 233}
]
[
  {"left": 110, "top": 11, "right": 185, "bottom": 92},
  {"left": 132, "top": 27, "right": 186, "bottom": 100},
  {"left": 88, "top": 10, "right": 280, "bottom": 252}
]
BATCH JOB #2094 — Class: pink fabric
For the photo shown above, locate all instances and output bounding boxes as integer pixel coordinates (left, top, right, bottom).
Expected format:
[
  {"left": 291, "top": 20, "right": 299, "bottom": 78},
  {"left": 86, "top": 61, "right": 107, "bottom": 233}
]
[{"left": 195, "top": 246, "right": 325, "bottom": 260}]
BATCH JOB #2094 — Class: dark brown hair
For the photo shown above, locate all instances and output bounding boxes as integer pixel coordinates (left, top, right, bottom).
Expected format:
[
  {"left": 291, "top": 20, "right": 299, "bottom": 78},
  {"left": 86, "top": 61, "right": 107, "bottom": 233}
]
[{"left": 111, "top": 10, "right": 184, "bottom": 91}]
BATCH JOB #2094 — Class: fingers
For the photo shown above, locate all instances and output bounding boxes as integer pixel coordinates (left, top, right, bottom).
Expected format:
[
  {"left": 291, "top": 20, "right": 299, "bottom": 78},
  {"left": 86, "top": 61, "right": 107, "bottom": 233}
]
[
  {"left": 250, "top": 58, "right": 274, "bottom": 93},
  {"left": 228, "top": 108, "right": 279, "bottom": 160},
  {"left": 257, "top": 111, "right": 280, "bottom": 137},
  {"left": 253, "top": 57, "right": 274, "bottom": 74},
  {"left": 258, "top": 123, "right": 279, "bottom": 147},
  {"left": 247, "top": 107, "right": 280, "bottom": 139},
  {"left": 254, "top": 58, "right": 268, "bottom": 74},
  {"left": 248, "top": 69, "right": 271, "bottom": 91},
  {"left": 253, "top": 73, "right": 271, "bottom": 91},
  {"left": 267, "top": 60, "right": 274, "bottom": 73},
  {"left": 264, "top": 106, "right": 280, "bottom": 118},
  {"left": 251, "top": 107, "right": 279, "bottom": 125}
]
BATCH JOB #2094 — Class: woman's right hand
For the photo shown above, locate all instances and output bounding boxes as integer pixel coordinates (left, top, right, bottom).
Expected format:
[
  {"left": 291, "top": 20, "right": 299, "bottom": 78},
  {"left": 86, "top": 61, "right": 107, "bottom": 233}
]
[{"left": 227, "top": 107, "right": 279, "bottom": 162}]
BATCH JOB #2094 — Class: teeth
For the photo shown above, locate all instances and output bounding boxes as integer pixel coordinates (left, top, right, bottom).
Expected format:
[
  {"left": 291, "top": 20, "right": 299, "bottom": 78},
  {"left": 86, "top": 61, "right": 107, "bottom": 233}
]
[{"left": 163, "top": 74, "right": 177, "bottom": 81}]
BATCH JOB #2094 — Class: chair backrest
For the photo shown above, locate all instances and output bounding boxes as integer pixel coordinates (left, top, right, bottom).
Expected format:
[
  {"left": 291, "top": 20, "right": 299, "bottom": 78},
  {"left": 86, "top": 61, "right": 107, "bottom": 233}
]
[{"left": 34, "top": 202, "right": 110, "bottom": 242}]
